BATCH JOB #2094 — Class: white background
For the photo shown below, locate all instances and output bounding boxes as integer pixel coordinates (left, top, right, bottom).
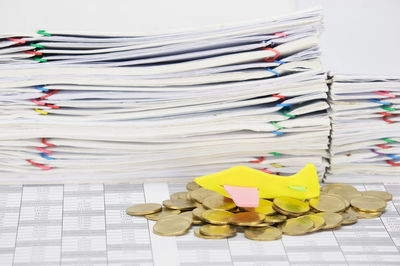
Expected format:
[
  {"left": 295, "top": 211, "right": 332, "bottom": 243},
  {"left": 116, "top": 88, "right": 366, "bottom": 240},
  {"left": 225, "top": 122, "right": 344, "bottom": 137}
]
[
  {"left": 297, "top": 0, "right": 400, "bottom": 76},
  {"left": 1, "top": 0, "right": 399, "bottom": 75}
]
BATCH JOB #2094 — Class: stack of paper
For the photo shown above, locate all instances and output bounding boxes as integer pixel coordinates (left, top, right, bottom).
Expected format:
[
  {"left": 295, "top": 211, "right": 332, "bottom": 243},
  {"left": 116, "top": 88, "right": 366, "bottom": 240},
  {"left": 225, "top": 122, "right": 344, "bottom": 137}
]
[
  {"left": 327, "top": 74, "right": 400, "bottom": 183},
  {"left": 0, "top": 8, "right": 330, "bottom": 182}
]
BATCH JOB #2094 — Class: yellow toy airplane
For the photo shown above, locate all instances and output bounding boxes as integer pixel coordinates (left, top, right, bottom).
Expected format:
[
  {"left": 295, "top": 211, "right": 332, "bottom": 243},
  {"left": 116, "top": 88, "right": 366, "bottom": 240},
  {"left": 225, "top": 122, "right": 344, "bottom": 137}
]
[{"left": 194, "top": 163, "right": 320, "bottom": 207}]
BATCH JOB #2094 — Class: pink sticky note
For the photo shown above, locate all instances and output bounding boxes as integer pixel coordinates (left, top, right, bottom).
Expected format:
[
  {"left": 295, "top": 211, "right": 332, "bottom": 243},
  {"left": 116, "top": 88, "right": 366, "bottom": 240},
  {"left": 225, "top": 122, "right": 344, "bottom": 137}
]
[{"left": 223, "top": 185, "right": 259, "bottom": 207}]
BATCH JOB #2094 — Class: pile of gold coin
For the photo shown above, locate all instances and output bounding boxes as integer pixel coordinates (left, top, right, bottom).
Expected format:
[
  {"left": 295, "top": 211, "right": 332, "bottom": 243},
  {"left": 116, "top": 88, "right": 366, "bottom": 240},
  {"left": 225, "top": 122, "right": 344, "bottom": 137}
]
[{"left": 126, "top": 182, "right": 392, "bottom": 241}]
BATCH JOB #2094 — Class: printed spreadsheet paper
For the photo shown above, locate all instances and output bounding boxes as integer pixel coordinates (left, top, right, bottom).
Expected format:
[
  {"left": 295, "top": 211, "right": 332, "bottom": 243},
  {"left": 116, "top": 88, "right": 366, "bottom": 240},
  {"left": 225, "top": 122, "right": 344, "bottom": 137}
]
[{"left": 1, "top": 183, "right": 400, "bottom": 266}]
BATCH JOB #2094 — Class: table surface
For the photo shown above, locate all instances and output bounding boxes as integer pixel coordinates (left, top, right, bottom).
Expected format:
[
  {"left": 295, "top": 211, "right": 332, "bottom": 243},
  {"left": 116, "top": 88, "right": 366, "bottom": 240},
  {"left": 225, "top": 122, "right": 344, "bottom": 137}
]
[{"left": 1, "top": 182, "right": 400, "bottom": 266}]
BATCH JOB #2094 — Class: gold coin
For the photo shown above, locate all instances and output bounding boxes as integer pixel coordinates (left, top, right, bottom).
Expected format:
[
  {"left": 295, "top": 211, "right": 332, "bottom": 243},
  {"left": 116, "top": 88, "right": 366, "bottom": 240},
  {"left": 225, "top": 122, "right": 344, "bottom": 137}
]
[
  {"left": 314, "top": 212, "right": 343, "bottom": 229},
  {"left": 235, "top": 226, "right": 246, "bottom": 233},
  {"left": 244, "top": 226, "right": 282, "bottom": 241},
  {"left": 199, "top": 224, "right": 236, "bottom": 238},
  {"left": 248, "top": 222, "right": 274, "bottom": 227},
  {"left": 192, "top": 217, "right": 204, "bottom": 225},
  {"left": 264, "top": 214, "right": 287, "bottom": 223},
  {"left": 190, "top": 188, "right": 219, "bottom": 203},
  {"left": 153, "top": 216, "right": 191, "bottom": 236},
  {"left": 186, "top": 181, "right": 201, "bottom": 191},
  {"left": 170, "top": 192, "right": 188, "bottom": 200},
  {"left": 273, "top": 197, "right": 310, "bottom": 214},
  {"left": 341, "top": 210, "right": 357, "bottom": 225},
  {"left": 179, "top": 211, "right": 194, "bottom": 223},
  {"left": 186, "top": 191, "right": 193, "bottom": 201},
  {"left": 350, "top": 196, "right": 386, "bottom": 212},
  {"left": 202, "top": 209, "right": 234, "bottom": 225},
  {"left": 145, "top": 208, "right": 180, "bottom": 221},
  {"left": 229, "top": 212, "right": 265, "bottom": 226},
  {"left": 202, "top": 194, "right": 236, "bottom": 210},
  {"left": 229, "top": 208, "right": 241, "bottom": 213},
  {"left": 194, "top": 228, "right": 226, "bottom": 239},
  {"left": 320, "top": 185, "right": 331, "bottom": 192},
  {"left": 309, "top": 194, "right": 346, "bottom": 213},
  {"left": 276, "top": 222, "right": 284, "bottom": 230},
  {"left": 192, "top": 206, "right": 206, "bottom": 220},
  {"left": 162, "top": 199, "right": 196, "bottom": 211},
  {"left": 194, "top": 201, "right": 203, "bottom": 208},
  {"left": 272, "top": 204, "right": 302, "bottom": 217},
  {"left": 328, "top": 193, "right": 350, "bottom": 209},
  {"left": 242, "top": 199, "right": 275, "bottom": 215},
  {"left": 303, "top": 214, "right": 325, "bottom": 232},
  {"left": 304, "top": 210, "right": 318, "bottom": 215},
  {"left": 282, "top": 216, "right": 314, "bottom": 236},
  {"left": 126, "top": 203, "right": 162, "bottom": 216},
  {"left": 361, "top": 191, "right": 392, "bottom": 202},
  {"left": 347, "top": 207, "right": 381, "bottom": 219},
  {"left": 321, "top": 184, "right": 358, "bottom": 193},
  {"left": 328, "top": 187, "right": 361, "bottom": 202}
]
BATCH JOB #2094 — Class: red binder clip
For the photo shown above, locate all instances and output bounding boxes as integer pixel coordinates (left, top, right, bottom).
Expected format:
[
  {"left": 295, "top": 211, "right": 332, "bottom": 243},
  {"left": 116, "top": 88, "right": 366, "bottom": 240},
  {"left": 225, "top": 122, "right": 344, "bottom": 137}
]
[
  {"left": 261, "top": 48, "right": 280, "bottom": 62},
  {"left": 26, "top": 159, "right": 52, "bottom": 170},
  {"left": 42, "top": 138, "right": 55, "bottom": 147},
  {"left": 250, "top": 157, "right": 265, "bottom": 163},
  {"left": 7, "top": 37, "right": 26, "bottom": 45}
]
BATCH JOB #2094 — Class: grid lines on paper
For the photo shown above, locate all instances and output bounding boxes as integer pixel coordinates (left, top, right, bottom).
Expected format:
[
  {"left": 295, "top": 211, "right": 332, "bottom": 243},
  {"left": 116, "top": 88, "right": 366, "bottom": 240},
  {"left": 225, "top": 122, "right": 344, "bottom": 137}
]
[{"left": 0, "top": 183, "right": 399, "bottom": 266}]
